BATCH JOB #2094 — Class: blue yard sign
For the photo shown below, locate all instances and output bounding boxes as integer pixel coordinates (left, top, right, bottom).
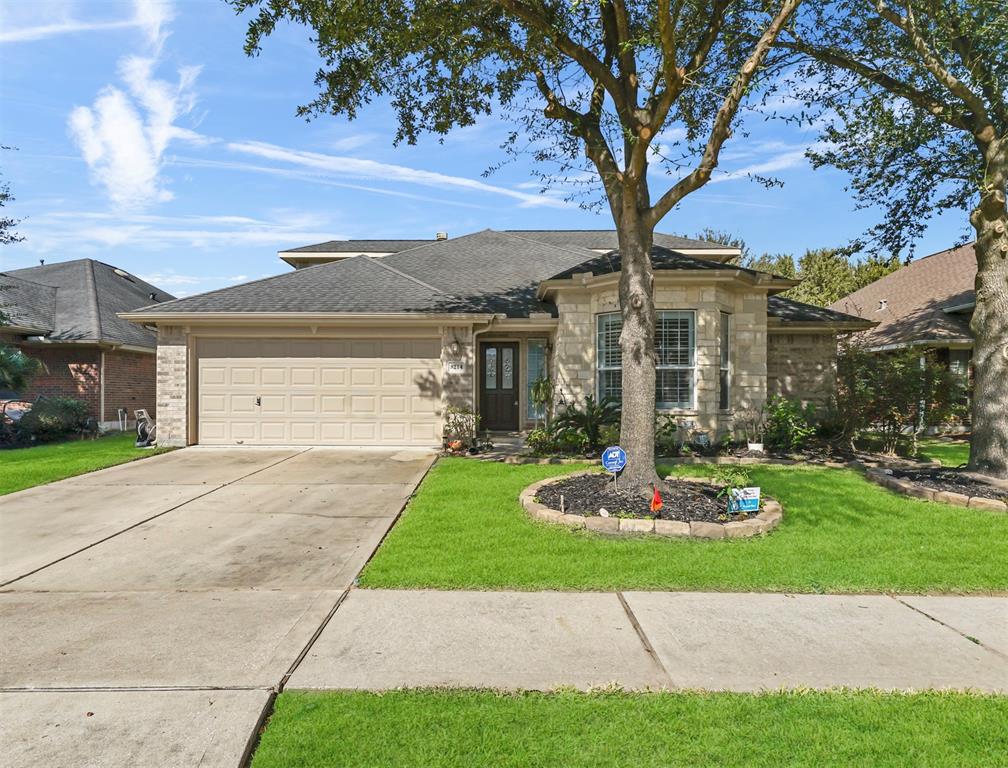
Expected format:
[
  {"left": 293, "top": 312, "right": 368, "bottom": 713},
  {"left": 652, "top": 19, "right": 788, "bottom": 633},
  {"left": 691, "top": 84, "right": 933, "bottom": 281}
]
[
  {"left": 602, "top": 446, "right": 627, "bottom": 474},
  {"left": 728, "top": 487, "right": 761, "bottom": 514}
]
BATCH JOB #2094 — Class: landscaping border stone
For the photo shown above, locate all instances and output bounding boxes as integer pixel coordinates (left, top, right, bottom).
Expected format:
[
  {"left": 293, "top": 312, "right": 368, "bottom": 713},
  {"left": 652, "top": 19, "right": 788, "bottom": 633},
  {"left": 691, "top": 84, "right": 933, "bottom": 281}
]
[
  {"left": 519, "top": 471, "right": 783, "bottom": 539},
  {"left": 864, "top": 467, "right": 1008, "bottom": 513}
]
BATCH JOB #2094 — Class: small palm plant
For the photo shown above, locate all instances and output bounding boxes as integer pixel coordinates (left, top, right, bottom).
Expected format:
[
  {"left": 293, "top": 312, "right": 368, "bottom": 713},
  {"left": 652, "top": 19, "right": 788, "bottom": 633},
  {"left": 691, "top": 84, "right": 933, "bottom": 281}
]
[
  {"left": 552, "top": 395, "right": 620, "bottom": 453},
  {"left": 529, "top": 376, "right": 554, "bottom": 430},
  {"left": 0, "top": 344, "right": 41, "bottom": 392}
]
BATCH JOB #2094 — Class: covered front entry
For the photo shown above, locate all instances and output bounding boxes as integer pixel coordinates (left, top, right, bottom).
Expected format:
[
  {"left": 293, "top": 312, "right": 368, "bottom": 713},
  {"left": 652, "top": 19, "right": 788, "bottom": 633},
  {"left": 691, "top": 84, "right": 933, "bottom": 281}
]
[
  {"left": 479, "top": 341, "right": 519, "bottom": 431},
  {"left": 196, "top": 336, "right": 442, "bottom": 446}
]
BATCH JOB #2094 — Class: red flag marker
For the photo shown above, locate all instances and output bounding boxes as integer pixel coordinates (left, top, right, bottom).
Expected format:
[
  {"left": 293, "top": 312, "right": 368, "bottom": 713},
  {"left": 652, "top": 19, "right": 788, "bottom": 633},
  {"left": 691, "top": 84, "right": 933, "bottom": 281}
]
[{"left": 650, "top": 485, "right": 663, "bottom": 513}]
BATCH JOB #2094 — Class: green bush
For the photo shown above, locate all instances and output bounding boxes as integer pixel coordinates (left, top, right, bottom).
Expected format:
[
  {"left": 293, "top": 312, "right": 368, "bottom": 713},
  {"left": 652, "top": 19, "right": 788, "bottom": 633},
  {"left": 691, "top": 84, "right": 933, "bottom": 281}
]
[
  {"left": 15, "top": 397, "right": 90, "bottom": 443},
  {"left": 764, "top": 396, "right": 817, "bottom": 452},
  {"left": 525, "top": 428, "right": 557, "bottom": 456}
]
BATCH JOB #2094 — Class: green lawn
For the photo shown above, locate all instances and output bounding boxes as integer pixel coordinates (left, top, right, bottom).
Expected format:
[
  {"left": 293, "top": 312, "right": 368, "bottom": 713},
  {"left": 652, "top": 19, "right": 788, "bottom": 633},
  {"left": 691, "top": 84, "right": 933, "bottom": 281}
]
[
  {"left": 0, "top": 432, "right": 173, "bottom": 495},
  {"left": 251, "top": 689, "right": 1007, "bottom": 768},
  {"left": 917, "top": 438, "right": 971, "bottom": 467},
  {"left": 359, "top": 458, "right": 1008, "bottom": 593}
]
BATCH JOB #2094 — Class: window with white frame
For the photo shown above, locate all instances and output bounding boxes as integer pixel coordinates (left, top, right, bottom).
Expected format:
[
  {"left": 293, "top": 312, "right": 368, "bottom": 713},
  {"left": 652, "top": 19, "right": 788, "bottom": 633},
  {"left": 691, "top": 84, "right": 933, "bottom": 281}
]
[
  {"left": 526, "top": 339, "right": 547, "bottom": 420},
  {"left": 596, "top": 311, "right": 695, "bottom": 409},
  {"left": 719, "top": 312, "right": 731, "bottom": 410}
]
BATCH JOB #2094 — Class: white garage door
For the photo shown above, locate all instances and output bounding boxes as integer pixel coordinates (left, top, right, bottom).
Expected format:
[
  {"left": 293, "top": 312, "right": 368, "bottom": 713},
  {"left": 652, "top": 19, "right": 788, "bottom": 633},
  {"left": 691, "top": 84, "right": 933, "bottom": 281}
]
[{"left": 196, "top": 337, "right": 442, "bottom": 446}]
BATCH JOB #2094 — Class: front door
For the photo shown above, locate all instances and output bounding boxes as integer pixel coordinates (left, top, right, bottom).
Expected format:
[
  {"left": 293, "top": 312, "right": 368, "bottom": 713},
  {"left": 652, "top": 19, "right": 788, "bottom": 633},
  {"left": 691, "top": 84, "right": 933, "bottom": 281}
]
[{"left": 479, "top": 342, "right": 519, "bottom": 431}]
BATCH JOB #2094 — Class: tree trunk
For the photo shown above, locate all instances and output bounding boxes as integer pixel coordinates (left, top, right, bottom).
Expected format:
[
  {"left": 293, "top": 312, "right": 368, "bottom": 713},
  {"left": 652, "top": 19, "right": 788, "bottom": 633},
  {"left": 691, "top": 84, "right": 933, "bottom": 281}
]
[
  {"left": 616, "top": 212, "right": 661, "bottom": 494},
  {"left": 968, "top": 137, "right": 1008, "bottom": 478}
]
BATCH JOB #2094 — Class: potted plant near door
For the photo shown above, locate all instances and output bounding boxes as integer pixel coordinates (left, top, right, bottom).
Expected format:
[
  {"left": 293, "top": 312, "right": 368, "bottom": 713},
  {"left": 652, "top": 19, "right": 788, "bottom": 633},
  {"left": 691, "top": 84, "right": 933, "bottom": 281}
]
[
  {"left": 737, "top": 406, "right": 767, "bottom": 453},
  {"left": 529, "top": 376, "right": 554, "bottom": 430}
]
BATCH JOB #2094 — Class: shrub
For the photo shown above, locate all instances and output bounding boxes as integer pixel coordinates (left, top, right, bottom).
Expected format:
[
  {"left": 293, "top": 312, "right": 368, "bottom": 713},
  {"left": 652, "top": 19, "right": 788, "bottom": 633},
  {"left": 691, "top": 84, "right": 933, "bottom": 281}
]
[
  {"left": 654, "top": 413, "right": 681, "bottom": 456},
  {"left": 444, "top": 406, "right": 480, "bottom": 450},
  {"left": 835, "top": 341, "right": 967, "bottom": 454},
  {"left": 552, "top": 395, "right": 620, "bottom": 452},
  {"left": 15, "top": 397, "right": 89, "bottom": 443},
  {"left": 764, "top": 396, "right": 817, "bottom": 452},
  {"left": 525, "top": 427, "right": 557, "bottom": 456}
]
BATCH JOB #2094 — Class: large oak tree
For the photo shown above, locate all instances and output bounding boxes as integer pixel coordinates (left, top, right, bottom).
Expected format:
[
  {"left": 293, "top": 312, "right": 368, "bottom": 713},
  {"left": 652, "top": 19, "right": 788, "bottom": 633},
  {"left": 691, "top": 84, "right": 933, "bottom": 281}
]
[
  {"left": 781, "top": 0, "right": 1008, "bottom": 476},
  {"left": 230, "top": 0, "right": 801, "bottom": 490}
]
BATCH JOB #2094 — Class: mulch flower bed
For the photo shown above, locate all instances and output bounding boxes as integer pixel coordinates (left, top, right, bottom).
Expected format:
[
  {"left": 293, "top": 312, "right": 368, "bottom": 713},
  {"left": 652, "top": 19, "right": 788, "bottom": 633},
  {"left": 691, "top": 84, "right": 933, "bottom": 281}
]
[
  {"left": 891, "top": 468, "right": 1008, "bottom": 500},
  {"left": 536, "top": 473, "right": 745, "bottom": 524}
]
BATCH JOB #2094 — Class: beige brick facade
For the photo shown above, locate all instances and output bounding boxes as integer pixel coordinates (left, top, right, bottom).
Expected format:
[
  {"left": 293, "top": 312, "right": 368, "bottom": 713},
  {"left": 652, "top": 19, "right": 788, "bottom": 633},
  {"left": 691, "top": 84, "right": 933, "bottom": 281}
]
[
  {"left": 155, "top": 326, "right": 189, "bottom": 446},
  {"left": 766, "top": 331, "right": 837, "bottom": 409},
  {"left": 551, "top": 278, "right": 768, "bottom": 436}
]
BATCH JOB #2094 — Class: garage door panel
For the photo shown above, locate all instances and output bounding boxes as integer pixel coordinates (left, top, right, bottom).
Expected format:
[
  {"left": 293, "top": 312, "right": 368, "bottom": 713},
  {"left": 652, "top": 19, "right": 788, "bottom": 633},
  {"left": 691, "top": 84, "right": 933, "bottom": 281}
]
[{"left": 197, "top": 336, "right": 442, "bottom": 446}]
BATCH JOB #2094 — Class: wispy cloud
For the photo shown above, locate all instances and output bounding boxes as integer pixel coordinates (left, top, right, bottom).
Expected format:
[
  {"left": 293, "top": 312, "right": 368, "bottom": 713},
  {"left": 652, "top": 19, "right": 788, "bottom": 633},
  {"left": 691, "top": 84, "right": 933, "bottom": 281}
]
[
  {"left": 15, "top": 210, "right": 343, "bottom": 254},
  {"left": 226, "top": 140, "right": 568, "bottom": 209},
  {"left": 67, "top": 2, "right": 205, "bottom": 208},
  {"left": 710, "top": 141, "right": 829, "bottom": 184},
  {"left": 0, "top": 0, "right": 171, "bottom": 46}
]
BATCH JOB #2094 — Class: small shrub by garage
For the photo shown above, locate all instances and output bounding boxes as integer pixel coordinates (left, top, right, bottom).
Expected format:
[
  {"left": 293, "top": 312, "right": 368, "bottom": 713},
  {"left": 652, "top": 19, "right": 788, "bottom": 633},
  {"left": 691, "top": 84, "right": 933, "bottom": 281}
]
[{"left": 14, "top": 397, "right": 90, "bottom": 444}]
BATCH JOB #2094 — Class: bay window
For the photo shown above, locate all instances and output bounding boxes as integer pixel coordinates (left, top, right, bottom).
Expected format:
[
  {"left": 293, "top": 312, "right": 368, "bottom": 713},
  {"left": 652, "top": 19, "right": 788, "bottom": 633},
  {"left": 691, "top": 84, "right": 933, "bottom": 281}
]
[{"left": 596, "top": 310, "right": 695, "bottom": 409}]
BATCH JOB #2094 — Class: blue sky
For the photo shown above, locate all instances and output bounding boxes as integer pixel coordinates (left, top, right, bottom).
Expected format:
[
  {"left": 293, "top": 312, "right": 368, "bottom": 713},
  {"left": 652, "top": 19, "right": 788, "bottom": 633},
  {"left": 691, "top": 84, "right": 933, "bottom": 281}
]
[{"left": 0, "top": 0, "right": 968, "bottom": 297}]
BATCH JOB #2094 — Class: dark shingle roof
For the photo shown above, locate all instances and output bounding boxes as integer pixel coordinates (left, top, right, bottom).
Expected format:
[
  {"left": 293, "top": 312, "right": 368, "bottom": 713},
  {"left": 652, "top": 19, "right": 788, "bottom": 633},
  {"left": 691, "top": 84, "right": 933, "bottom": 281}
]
[
  {"left": 546, "top": 246, "right": 772, "bottom": 281},
  {"left": 507, "top": 230, "right": 731, "bottom": 252},
  {"left": 280, "top": 239, "right": 434, "bottom": 254},
  {"left": 768, "top": 296, "right": 871, "bottom": 325},
  {"left": 281, "top": 230, "right": 728, "bottom": 256},
  {"left": 0, "top": 273, "right": 57, "bottom": 332},
  {"left": 4, "top": 260, "right": 175, "bottom": 349},
  {"left": 131, "top": 230, "right": 855, "bottom": 328},
  {"left": 828, "top": 243, "right": 975, "bottom": 347}
]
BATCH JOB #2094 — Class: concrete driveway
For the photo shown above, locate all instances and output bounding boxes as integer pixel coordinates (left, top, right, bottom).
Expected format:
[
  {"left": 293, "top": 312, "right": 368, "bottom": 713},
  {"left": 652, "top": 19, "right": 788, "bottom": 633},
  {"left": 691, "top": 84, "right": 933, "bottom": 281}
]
[{"left": 0, "top": 446, "right": 434, "bottom": 768}]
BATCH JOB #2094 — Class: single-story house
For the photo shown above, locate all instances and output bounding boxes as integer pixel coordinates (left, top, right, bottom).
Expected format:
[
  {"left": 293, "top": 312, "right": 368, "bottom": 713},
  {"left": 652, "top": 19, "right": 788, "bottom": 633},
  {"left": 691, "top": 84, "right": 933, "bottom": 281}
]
[
  {"left": 828, "top": 242, "right": 975, "bottom": 377},
  {"left": 0, "top": 259, "right": 174, "bottom": 429},
  {"left": 121, "top": 229, "right": 870, "bottom": 448}
]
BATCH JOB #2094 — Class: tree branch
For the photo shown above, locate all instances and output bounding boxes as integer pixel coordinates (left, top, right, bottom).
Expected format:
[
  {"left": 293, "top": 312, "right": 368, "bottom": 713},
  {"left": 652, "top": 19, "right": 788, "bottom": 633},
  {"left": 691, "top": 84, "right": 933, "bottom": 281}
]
[
  {"left": 873, "top": 0, "right": 992, "bottom": 131},
  {"left": 647, "top": 0, "right": 802, "bottom": 226},
  {"left": 778, "top": 38, "right": 975, "bottom": 133}
]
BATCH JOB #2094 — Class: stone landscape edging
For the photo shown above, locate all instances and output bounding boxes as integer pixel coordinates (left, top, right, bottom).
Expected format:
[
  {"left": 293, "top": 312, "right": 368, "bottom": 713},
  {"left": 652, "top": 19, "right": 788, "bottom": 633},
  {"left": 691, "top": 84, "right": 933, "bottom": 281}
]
[
  {"left": 863, "top": 467, "right": 1008, "bottom": 513},
  {"left": 519, "top": 470, "right": 783, "bottom": 539}
]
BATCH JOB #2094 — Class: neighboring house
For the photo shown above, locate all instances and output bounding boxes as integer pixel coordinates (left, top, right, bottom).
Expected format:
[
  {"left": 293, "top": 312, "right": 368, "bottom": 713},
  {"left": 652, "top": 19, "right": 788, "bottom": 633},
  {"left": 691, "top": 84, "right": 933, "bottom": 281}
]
[
  {"left": 828, "top": 242, "right": 975, "bottom": 377},
  {"left": 122, "top": 229, "right": 870, "bottom": 448},
  {"left": 0, "top": 259, "right": 175, "bottom": 429}
]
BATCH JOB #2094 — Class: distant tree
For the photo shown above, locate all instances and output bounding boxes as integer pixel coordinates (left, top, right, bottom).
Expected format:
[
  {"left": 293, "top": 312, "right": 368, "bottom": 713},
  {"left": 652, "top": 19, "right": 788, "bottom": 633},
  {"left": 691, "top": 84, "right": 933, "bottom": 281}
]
[
  {"left": 692, "top": 227, "right": 753, "bottom": 264},
  {"left": 786, "top": 248, "right": 857, "bottom": 306},
  {"left": 746, "top": 252, "right": 797, "bottom": 278},
  {"left": 781, "top": 0, "right": 1008, "bottom": 476},
  {"left": 230, "top": 0, "right": 803, "bottom": 493},
  {"left": 852, "top": 254, "right": 902, "bottom": 290},
  {"left": 1, "top": 147, "right": 24, "bottom": 246}
]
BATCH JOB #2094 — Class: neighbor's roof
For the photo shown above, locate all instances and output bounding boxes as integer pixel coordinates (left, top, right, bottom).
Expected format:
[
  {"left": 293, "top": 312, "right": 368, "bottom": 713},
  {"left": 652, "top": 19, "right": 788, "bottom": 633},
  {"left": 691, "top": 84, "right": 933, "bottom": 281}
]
[
  {"left": 828, "top": 243, "right": 976, "bottom": 348},
  {"left": 4, "top": 259, "right": 175, "bottom": 349},
  {"left": 0, "top": 273, "right": 57, "bottom": 333}
]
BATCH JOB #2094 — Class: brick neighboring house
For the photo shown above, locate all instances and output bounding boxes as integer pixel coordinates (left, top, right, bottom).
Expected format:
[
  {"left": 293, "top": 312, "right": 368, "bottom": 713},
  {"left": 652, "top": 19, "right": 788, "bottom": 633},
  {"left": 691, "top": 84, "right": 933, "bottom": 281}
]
[
  {"left": 0, "top": 259, "right": 175, "bottom": 430},
  {"left": 122, "top": 229, "right": 871, "bottom": 448},
  {"left": 829, "top": 242, "right": 975, "bottom": 376}
]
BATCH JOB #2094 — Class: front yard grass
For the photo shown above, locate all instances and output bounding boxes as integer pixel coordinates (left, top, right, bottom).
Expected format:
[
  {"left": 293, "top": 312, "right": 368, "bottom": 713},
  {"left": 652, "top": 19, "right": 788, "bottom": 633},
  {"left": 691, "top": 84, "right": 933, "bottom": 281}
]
[
  {"left": 0, "top": 432, "right": 172, "bottom": 495},
  {"left": 917, "top": 437, "right": 971, "bottom": 467},
  {"left": 359, "top": 458, "right": 1008, "bottom": 593},
  {"left": 251, "top": 689, "right": 1007, "bottom": 768}
]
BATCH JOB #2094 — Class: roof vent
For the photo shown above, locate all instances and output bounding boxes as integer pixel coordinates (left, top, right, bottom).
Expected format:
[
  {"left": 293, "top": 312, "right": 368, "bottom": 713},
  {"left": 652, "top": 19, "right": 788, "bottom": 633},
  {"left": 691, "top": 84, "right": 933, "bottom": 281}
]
[
  {"left": 113, "top": 268, "right": 135, "bottom": 283},
  {"left": 39, "top": 259, "right": 45, "bottom": 266},
  {"left": 877, "top": 299, "right": 888, "bottom": 312},
  {"left": 435, "top": 231, "right": 448, "bottom": 240},
  {"left": 149, "top": 292, "right": 157, "bottom": 301}
]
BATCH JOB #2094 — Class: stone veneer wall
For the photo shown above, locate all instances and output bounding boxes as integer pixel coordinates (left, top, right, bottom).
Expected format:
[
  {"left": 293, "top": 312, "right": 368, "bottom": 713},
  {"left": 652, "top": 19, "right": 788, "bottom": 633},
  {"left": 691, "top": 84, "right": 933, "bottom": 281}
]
[
  {"left": 155, "top": 326, "right": 189, "bottom": 446},
  {"left": 766, "top": 331, "right": 837, "bottom": 409},
  {"left": 552, "top": 281, "right": 768, "bottom": 436},
  {"left": 440, "top": 325, "right": 475, "bottom": 415}
]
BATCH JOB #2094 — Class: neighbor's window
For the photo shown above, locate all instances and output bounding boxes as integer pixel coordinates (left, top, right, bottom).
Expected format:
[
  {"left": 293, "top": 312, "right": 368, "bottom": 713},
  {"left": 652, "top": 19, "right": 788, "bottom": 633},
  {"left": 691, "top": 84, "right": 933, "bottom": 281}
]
[
  {"left": 596, "top": 311, "right": 695, "bottom": 409},
  {"left": 526, "top": 339, "right": 547, "bottom": 420},
  {"left": 719, "top": 312, "right": 731, "bottom": 410}
]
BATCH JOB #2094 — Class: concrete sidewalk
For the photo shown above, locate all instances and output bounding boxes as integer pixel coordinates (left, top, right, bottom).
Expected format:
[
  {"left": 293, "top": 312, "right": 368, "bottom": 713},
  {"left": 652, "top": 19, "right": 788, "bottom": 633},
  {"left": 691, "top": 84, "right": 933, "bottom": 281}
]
[{"left": 288, "top": 589, "right": 1008, "bottom": 692}]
